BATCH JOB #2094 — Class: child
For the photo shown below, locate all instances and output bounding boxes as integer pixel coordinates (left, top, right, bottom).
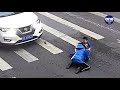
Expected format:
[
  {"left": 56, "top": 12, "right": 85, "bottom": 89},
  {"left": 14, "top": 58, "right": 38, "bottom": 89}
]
[{"left": 66, "top": 37, "right": 92, "bottom": 74}]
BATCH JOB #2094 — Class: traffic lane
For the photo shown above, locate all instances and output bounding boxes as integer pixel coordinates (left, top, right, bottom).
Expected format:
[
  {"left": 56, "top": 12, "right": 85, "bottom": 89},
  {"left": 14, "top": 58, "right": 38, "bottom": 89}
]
[
  {"left": 76, "top": 63, "right": 116, "bottom": 78},
  {"left": 68, "top": 12, "right": 120, "bottom": 32},
  {"left": 23, "top": 30, "right": 120, "bottom": 77},
  {"left": 16, "top": 45, "right": 116, "bottom": 78},
  {"left": 23, "top": 12, "right": 120, "bottom": 77},
  {"left": 102, "top": 12, "right": 120, "bottom": 19},
  {"left": 0, "top": 42, "right": 46, "bottom": 78},
  {"left": 48, "top": 33, "right": 120, "bottom": 78},
  {"left": 41, "top": 30, "right": 76, "bottom": 53},
  {"left": 48, "top": 12, "right": 120, "bottom": 40},
  {"left": 69, "top": 32, "right": 120, "bottom": 77},
  {"left": 21, "top": 32, "right": 80, "bottom": 77},
  {"left": 35, "top": 12, "right": 78, "bottom": 36},
  {"left": 11, "top": 48, "right": 80, "bottom": 78},
  {"left": 0, "top": 29, "right": 112, "bottom": 78},
  {"left": 0, "top": 30, "right": 119, "bottom": 78},
  {"left": 36, "top": 12, "right": 106, "bottom": 41},
  {"left": 0, "top": 31, "right": 79, "bottom": 78},
  {"left": 0, "top": 70, "right": 10, "bottom": 78},
  {"left": 0, "top": 40, "right": 54, "bottom": 78},
  {"left": 41, "top": 29, "right": 120, "bottom": 77},
  {"left": 48, "top": 12, "right": 120, "bottom": 51},
  {"left": 0, "top": 13, "right": 119, "bottom": 77},
  {"left": 0, "top": 44, "right": 66, "bottom": 78},
  {"left": 0, "top": 49, "right": 33, "bottom": 78},
  {"left": 90, "top": 49, "right": 120, "bottom": 78},
  {"left": 0, "top": 23, "right": 79, "bottom": 78}
]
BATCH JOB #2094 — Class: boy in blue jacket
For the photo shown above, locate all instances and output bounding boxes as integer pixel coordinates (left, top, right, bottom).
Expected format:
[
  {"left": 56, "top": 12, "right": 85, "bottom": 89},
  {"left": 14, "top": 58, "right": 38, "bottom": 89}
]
[
  {"left": 82, "top": 37, "right": 92, "bottom": 60},
  {"left": 66, "top": 37, "right": 91, "bottom": 74}
]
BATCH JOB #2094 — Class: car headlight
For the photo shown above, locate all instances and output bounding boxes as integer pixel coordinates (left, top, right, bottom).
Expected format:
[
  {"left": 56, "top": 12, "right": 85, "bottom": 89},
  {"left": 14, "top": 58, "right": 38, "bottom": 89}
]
[{"left": 0, "top": 28, "right": 10, "bottom": 32}]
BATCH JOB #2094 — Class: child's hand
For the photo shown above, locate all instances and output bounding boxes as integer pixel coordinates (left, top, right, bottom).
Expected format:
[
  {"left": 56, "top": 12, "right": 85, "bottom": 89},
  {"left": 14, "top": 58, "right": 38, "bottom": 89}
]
[{"left": 87, "top": 48, "right": 91, "bottom": 51}]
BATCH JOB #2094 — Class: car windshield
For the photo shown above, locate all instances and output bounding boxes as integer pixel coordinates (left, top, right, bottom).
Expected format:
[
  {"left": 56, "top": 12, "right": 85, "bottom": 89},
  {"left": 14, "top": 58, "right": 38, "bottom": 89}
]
[{"left": 0, "top": 12, "right": 23, "bottom": 17}]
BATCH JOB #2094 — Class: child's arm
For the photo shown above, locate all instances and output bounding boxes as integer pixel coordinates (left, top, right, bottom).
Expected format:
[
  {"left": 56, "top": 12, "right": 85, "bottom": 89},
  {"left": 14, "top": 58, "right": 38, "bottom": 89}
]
[{"left": 87, "top": 42, "right": 92, "bottom": 51}]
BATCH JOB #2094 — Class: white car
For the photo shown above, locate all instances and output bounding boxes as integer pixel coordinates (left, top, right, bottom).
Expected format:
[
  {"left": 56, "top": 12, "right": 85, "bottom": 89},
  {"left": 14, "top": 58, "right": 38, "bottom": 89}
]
[{"left": 0, "top": 12, "right": 43, "bottom": 45}]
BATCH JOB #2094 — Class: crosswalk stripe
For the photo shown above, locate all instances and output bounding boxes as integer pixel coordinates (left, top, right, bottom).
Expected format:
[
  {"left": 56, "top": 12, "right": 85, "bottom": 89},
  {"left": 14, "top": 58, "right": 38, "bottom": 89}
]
[
  {"left": 0, "top": 57, "right": 13, "bottom": 71},
  {"left": 89, "top": 12, "right": 120, "bottom": 23},
  {"left": 42, "top": 23, "right": 80, "bottom": 46},
  {"left": 117, "top": 39, "right": 120, "bottom": 44},
  {"left": 36, "top": 38, "right": 63, "bottom": 54},
  {"left": 14, "top": 49, "right": 39, "bottom": 62},
  {"left": 89, "top": 12, "right": 106, "bottom": 17},
  {"left": 38, "top": 12, "right": 104, "bottom": 40}
]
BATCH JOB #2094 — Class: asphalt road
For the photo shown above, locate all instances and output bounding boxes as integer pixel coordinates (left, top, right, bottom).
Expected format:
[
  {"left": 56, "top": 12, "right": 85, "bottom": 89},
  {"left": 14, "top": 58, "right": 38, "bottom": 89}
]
[{"left": 0, "top": 12, "right": 120, "bottom": 78}]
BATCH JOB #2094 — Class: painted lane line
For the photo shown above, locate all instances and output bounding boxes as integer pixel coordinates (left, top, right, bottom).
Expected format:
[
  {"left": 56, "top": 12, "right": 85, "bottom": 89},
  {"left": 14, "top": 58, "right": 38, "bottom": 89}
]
[
  {"left": 0, "top": 57, "right": 13, "bottom": 71},
  {"left": 38, "top": 12, "right": 104, "bottom": 40},
  {"left": 42, "top": 23, "right": 80, "bottom": 46},
  {"left": 89, "top": 12, "right": 120, "bottom": 23},
  {"left": 89, "top": 12, "right": 106, "bottom": 17},
  {"left": 14, "top": 49, "right": 39, "bottom": 62},
  {"left": 65, "top": 12, "right": 120, "bottom": 35},
  {"left": 36, "top": 38, "right": 63, "bottom": 54},
  {"left": 117, "top": 39, "right": 120, "bottom": 44},
  {"left": 12, "top": 77, "right": 16, "bottom": 78}
]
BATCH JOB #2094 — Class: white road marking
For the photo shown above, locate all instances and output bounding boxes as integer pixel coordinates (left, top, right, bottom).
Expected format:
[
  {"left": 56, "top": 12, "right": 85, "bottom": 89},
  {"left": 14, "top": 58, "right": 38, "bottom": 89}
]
[
  {"left": 42, "top": 23, "right": 80, "bottom": 46},
  {"left": 38, "top": 12, "right": 104, "bottom": 40},
  {"left": 0, "top": 57, "right": 13, "bottom": 71},
  {"left": 36, "top": 38, "right": 63, "bottom": 54},
  {"left": 89, "top": 12, "right": 107, "bottom": 17},
  {"left": 14, "top": 49, "right": 39, "bottom": 62},
  {"left": 117, "top": 39, "right": 120, "bottom": 43},
  {"left": 12, "top": 77, "right": 16, "bottom": 78},
  {"left": 89, "top": 12, "right": 120, "bottom": 23},
  {"left": 65, "top": 12, "right": 120, "bottom": 35}
]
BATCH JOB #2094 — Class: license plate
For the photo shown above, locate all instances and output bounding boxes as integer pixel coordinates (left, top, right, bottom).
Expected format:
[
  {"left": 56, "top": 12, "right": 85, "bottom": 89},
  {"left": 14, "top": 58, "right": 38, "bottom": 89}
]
[{"left": 22, "top": 35, "right": 33, "bottom": 41}]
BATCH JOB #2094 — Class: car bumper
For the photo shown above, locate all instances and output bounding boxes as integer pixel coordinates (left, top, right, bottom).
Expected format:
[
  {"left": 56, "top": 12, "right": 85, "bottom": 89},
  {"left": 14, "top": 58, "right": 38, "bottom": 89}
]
[
  {"left": 0, "top": 27, "right": 43, "bottom": 45},
  {"left": 15, "top": 32, "right": 43, "bottom": 45}
]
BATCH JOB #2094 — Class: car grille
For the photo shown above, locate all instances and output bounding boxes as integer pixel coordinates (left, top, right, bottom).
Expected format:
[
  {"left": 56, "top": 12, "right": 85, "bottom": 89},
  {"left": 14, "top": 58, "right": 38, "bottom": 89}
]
[
  {"left": 17, "top": 25, "right": 35, "bottom": 38},
  {"left": 19, "top": 25, "right": 31, "bottom": 33}
]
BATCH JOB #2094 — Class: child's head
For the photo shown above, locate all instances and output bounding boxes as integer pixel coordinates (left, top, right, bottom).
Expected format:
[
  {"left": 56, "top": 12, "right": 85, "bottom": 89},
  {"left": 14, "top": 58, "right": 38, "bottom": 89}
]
[{"left": 82, "top": 37, "right": 88, "bottom": 44}]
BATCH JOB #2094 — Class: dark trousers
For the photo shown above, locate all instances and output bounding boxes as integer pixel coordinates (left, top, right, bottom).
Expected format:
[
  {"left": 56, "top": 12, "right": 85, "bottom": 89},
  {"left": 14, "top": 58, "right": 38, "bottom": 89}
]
[{"left": 71, "top": 62, "right": 90, "bottom": 70}]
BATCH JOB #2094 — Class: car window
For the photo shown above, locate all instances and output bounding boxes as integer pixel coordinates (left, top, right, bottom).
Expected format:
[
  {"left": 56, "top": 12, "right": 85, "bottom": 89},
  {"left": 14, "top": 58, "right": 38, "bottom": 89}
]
[{"left": 0, "top": 12, "right": 23, "bottom": 17}]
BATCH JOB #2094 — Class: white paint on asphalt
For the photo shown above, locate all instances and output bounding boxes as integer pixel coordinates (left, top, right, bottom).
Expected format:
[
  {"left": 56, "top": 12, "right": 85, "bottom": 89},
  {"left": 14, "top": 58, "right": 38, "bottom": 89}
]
[
  {"left": 89, "top": 12, "right": 107, "bottom": 17},
  {"left": 12, "top": 77, "right": 16, "bottom": 78},
  {"left": 36, "top": 38, "right": 63, "bottom": 54},
  {"left": 89, "top": 12, "right": 120, "bottom": 23},
  {"left": 117, "top": 39, "right": 120, "bottom": 43},
  {"left": 64, "top": 12, "right": 120, "bottom": 35},
  {"left": 42, "top": 23, "right": 80, "bottom": 46},
  {"left": 14, "top": 49, "right": 39, "bottom": 62},
  {"left": 0, "top": 57, "right": 13, "bottom": 71},
  {"left": 38, "top": 12, "right": 104, "bottom": 40}
]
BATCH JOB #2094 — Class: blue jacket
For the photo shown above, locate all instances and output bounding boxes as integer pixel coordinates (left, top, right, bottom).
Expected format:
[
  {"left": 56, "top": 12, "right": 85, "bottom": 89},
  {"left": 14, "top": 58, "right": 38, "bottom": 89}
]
[{"left": 71, "top": 43, "right": 88, "bottom": 64}]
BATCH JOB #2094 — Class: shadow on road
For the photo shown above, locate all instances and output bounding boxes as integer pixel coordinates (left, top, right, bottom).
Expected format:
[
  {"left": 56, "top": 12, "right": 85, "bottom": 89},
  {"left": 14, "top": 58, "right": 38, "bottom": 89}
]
[{"left": 0, "top": 40, "right": 37, "bottom": 51}]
